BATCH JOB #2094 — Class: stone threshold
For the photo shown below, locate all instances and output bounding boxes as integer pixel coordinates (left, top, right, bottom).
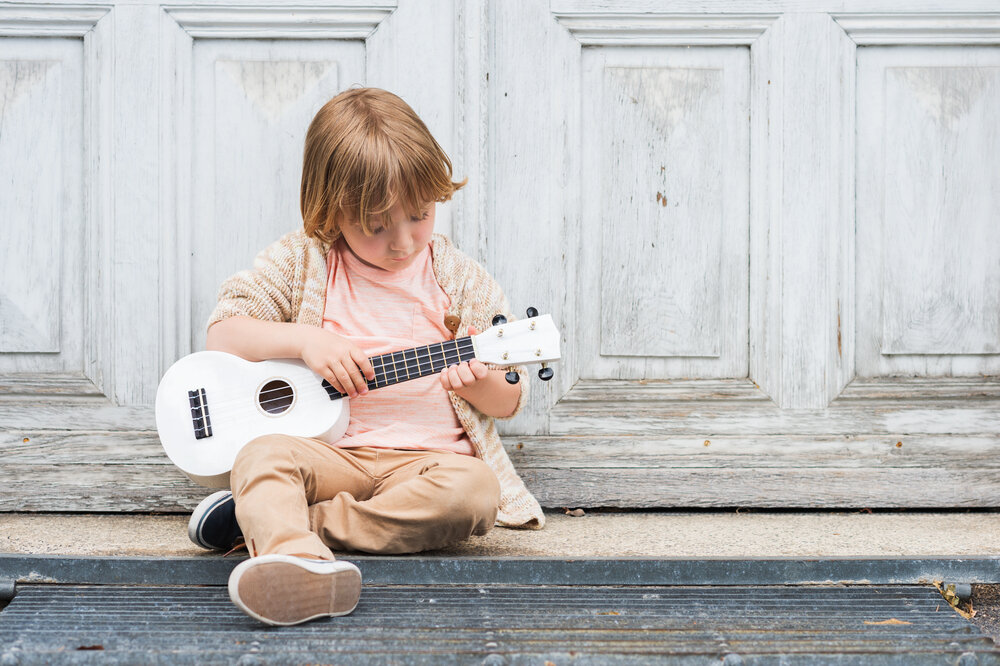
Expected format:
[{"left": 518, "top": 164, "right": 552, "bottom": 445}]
[{"left": 2, "top": 554, "right": 1000, "bottom": 590}]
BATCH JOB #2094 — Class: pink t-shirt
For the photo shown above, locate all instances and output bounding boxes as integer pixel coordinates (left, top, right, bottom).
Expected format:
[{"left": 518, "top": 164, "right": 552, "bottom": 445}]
[{"left": 321, "top": 240, "right": 475, "bottom": 456}]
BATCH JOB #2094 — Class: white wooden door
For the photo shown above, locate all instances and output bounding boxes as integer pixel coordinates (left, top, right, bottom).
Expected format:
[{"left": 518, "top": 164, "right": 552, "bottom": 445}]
[
  {"left": 0, "top": 0, "right": 461, "bottom": 509},
  {"left": 477, "top": 1, "right": 1000, "bottom": 508},
  {"left": 2, "top": 0, "right": 998, "bottom": 510}
]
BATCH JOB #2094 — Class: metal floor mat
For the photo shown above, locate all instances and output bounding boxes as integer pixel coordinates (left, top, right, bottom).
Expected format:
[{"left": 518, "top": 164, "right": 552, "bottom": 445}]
[{"left": 1, "top": 584, "right": 997, "bottom": 664}]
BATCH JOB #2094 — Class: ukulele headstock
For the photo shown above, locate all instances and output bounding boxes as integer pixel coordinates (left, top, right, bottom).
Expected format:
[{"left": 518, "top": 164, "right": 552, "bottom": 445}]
[{"left": 471, "top": 313, "right": 561, "bottom": 367}]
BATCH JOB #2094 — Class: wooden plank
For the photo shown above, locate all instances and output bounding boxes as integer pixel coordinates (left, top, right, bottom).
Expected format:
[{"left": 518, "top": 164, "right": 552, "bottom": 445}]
[
  {"left": 0, "top": 374, "right": 104, "bottom": 397},
  {"left": 3, "top": 462, "right": 998, "bottom": 512},
  {"left": 1, "top": 432, "right": 167, "bottom": 464},
  {"left": 0, "top": 403, "right": 156, "bottom": 430},
  {"left": 520, "top": 468, "right": 1000, "bottom": 508},
  {"left": 549, "top": 400, "right": 1000, "bottom": 436},
  {"left": 550, "top": 1, "right": 1000, "bottom": 15},
  {"left": 840, "top": 378, "right": 1000, "bottom": 401},
  {"left": 561, "top": 378, "right": 1000, "bottom": 403},
  {"left": 1, "top": 431, "right": 998, "bottom": 511},
  {"left": 7, "top": 431, "right": 999, "bottom": 468},
  {"left": 557, "top": 379, "right": 772, "bottom": 403},
  {"left": 505, "top": 436, "right": 1000, "bottom": 469},
  {"left": 0, "top": 464, "right": 205, "bottom": 512}
]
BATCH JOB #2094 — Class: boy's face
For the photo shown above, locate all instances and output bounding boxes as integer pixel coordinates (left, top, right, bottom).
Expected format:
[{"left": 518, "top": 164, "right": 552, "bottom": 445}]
[{"left": 339, "top": 202, "right": 436, "bottom": 272}]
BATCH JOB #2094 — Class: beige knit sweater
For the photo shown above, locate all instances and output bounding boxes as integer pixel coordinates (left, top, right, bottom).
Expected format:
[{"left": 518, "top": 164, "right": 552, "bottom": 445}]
[{"left": 208, "top": 230, "right": 545, "bottom": 529}]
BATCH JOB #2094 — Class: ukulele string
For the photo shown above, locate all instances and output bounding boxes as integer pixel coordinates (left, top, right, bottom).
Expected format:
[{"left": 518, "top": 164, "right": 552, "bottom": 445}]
[{"left": 199, "top": 340, "right": 477, "bottom": 416}]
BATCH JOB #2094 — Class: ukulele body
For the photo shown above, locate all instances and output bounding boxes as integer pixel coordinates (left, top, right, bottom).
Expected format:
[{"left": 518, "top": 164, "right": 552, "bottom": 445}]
[{"left": 155, "top": 351, "right": 350, "bottom": 488}]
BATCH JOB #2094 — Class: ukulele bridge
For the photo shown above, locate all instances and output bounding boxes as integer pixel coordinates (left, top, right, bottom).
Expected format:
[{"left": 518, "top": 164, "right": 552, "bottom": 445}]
[{"left": 188, "top": 388, "right": 213, "bottom": 440}]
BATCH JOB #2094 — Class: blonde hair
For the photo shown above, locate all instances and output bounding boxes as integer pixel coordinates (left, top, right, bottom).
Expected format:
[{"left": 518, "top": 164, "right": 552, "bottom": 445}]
[{"left": 300, "top": 88, "right": 465, "bottom": 243}]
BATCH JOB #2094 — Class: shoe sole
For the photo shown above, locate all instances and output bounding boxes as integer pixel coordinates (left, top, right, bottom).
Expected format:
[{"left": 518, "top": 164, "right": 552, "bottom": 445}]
[
  {"left": 187, "top": 490, "right": 235, "bottom": 550},
  {"left": 228, "top": 555, "right": 362, "bottom": 626}
]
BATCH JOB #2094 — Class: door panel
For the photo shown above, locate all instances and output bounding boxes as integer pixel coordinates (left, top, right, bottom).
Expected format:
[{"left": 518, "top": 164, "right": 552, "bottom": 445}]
[
  {"left": 584, "top": 46, "right": 749, "bottom": 376},
  {"left": 0, "top": 38, "right": 83, "bottom": 369},
  {"left": 189, "top": 39, "right": 365, "bottom": 353},
  {"left": 857, "top": 46, "right": 1000, "bottom": 376}
]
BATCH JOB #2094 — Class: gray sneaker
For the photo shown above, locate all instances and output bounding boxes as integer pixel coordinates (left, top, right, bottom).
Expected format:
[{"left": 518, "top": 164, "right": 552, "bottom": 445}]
[{"left": 228, "top": 554, "right": 362, "bottom": 625}]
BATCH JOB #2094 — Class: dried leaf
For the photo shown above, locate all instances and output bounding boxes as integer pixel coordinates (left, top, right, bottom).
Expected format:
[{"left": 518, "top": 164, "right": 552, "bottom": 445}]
[
  {"left": 864, "top": 618, "right": 912, "bottom": 626},
  {"left": 932, "top": 581, "right": 977, "bottom": 619}
]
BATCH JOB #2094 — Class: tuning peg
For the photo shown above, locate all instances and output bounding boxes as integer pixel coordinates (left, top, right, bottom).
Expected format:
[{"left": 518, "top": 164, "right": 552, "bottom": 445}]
[
  {"left": 505, "top": 371, "right": 520, "bottom": 385},
  {"left": 526, "top": 306, "right": 538, "bottom": 318},
  {"left": 538, "top": 364, "right": 554, "bottom": 381},
  {"left": 492, "top": 314, "right": 507, "bottom": 326}
]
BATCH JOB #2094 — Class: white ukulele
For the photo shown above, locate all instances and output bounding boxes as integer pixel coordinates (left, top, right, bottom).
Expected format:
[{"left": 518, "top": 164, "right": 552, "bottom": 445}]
[{"left": 156, "top": 312, "right": 560, "bottom": 488}]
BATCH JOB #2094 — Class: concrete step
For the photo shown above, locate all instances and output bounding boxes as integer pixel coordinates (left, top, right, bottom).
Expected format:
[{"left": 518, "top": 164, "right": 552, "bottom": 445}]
[{"left": 3, "top": 510, "right": 1000, "bottom": 559}]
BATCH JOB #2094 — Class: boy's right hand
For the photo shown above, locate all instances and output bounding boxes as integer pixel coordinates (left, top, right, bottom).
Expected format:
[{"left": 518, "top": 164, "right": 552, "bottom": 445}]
[{"left": 298, "top": 327, "right": 375, "bottom": 398}]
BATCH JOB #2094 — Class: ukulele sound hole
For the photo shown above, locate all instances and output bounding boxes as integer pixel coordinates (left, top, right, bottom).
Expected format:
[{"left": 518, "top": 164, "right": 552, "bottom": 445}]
[{"left": 258, "top": 379, "right": 295, "bottom": 415}]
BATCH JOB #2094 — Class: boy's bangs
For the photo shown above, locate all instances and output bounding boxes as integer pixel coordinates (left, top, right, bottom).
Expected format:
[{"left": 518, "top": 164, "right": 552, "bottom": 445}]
[{"left": 339, "top": 144, "right": 449, "bottom": 236}]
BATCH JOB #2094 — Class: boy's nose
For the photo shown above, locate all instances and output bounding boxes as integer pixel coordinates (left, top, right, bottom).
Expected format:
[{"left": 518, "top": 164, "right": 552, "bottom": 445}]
[{"left": 388, "top": 227, "right": 410, "bottom": 250}]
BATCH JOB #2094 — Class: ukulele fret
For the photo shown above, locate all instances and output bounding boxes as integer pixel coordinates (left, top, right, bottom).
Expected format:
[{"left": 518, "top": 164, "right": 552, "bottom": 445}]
[
  {"left": 403, "top": 348, "right": 418, "bottom": 380},
  {"left": 369, "top": 355, "right": 384, "bottom": 390},
  {"left": 442, "top": 340, "right": 461, "bottom": 367},
  {"left": 416, "top": 345, "right": 432, "bottom": 376},
  {"left": 322, "top": 336, "right": 481, "bottom": 399}
]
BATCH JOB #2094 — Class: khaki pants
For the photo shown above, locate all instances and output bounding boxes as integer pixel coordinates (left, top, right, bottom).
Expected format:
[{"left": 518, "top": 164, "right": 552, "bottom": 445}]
[{"left": 229, "top": 434, "right": 501, "bottom": 558}]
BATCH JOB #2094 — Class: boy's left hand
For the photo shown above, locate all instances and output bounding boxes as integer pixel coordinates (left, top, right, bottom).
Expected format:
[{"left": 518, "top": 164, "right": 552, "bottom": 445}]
[{"left": 440, "top": 326, "right": 488, "bottom": 392}]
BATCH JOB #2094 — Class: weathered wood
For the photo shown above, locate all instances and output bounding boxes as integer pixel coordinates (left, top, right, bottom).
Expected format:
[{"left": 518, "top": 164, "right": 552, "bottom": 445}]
[
  {"left": 0, "top": 465, "right": 206, "bottom": 512},
  {"left": 505, "top": 436, "right": 1000, "bottom": 469},
  {"left": 0, "top": 403, "right": 156, "bottom": 430},
  {"left": 838, "top": 377, "right": 1000, "bottom": 401},
  {"left": 551, "top": 1, "right": 1000, "bottom": 14},
  {"left": 0, "top": 432, "right": 168, "bottom": 464},
  {"left": 550, "top": 399, "right": 1000, "bottom": 436},
  {"left": 3, "top": 1, "right": 1000, "bottom": 514},
  {"left": 856, "top": 43, "right": 1000, "bottom": 378},
  {"left": 1, "top": 431, "right": 997, "bottom": 511},
  {"left": 3, "top": 392, "right": 998, "bottom": 436},
  {"left": 6, "top": 431, "right": 1000, "bottom": 468},
  {"left": 0, "top": 36, "right": 85, "bottom": 371},
  {"left": 4, "top": 462, "right": 998, "bottom": 512},
  {"left": 0, "top": 374, "right": 104, "bottom": 397},
  {"left": 558, "top": 379, "right": 773, "bottom": 403},
  {"left": 519, "top": 468, "right": 1000, "bottom": 508}
]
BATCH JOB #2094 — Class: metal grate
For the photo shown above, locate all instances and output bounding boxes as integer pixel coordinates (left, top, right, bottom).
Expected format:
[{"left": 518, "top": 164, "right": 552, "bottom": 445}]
[{"left": 1, "top": 584, "right": 997, "bottom": 664}]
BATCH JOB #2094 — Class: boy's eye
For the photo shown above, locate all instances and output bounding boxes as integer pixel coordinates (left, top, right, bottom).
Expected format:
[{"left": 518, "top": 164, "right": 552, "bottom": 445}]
[
  {"left": 370, "top": 226, "right": 385, "bottom": 235},
  {"left": 410, "top": 210, "right": 430, "bottom": 222}
]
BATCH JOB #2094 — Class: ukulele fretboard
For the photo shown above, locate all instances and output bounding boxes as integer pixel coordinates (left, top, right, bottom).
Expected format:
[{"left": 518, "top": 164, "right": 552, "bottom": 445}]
[{"left": 322, "top": 336, "right": 477, "bottom": 399}]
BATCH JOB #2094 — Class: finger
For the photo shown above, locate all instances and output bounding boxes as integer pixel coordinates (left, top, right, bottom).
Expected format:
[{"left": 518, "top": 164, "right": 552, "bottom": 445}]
[
  {"left": 468, "top": 359, "right": 489, "bottom": 380},
  {"left": 441, "top": 367, "right": 459, "bottom": 391},
  {"left": 322, "top": 367, "right": 346, "bottom": 396},
  {"left": 349, "top": 368, "right": 369, "bottom": 395},
  {"left": 341, "top": 360, "right": 369, "bottom": 395},
  {"left": 333, "top": 365, "right": 357, "bottom": 397},
  {"left": 446, "top": 365, "right": 463, "bottom": 389},
  {"left": 468, "top": 326, "right": 479, "bottom": 336},
  {"left": 456, "top": 362, "right": 477, "bottom": 386},
  {"left": 350, "top": 348, "right": 376, "bottom": 381}
]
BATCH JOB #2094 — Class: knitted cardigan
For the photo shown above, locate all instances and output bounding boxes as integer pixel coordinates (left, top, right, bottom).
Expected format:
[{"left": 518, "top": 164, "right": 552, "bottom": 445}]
[{"left": 207, "top": 229, "right": 545, "bottom": 529}]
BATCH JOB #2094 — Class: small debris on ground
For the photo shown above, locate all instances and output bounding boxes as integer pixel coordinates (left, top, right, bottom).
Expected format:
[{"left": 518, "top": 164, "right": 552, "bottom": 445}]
[
  {"left": 934, "top": 581, "right": 976, "bottom": 620},
  {"left": 223, "top": 539, "right": 248, "bottom": 557},
  {"left": 562, "top": 508, "right": 585, "bottom": 517},
  {"left": 864, "top": 618, "right": 911, "bottom": 626},
  {"left": 970, "top": 584, "right": 1000, "bottom": 645}
]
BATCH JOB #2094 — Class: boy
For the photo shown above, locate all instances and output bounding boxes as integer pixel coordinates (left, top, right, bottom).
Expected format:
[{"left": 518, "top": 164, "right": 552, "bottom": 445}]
[{"left": 187, "top": 88, "right": 544, "bottom": 626}]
